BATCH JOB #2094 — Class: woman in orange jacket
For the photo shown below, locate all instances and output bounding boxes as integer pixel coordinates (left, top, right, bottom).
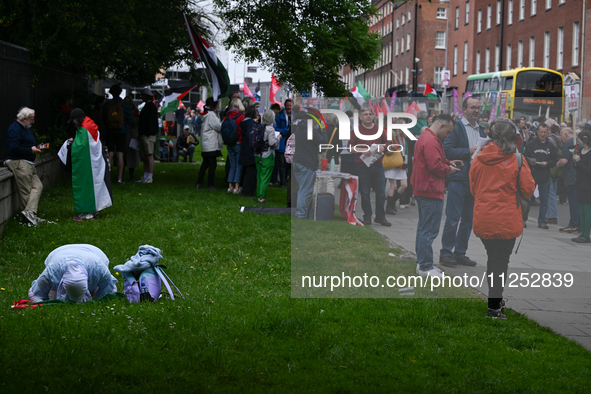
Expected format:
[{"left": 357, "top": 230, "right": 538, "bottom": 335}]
[{"left": 470, "top": 118, "right": 535, "bottom": 319}]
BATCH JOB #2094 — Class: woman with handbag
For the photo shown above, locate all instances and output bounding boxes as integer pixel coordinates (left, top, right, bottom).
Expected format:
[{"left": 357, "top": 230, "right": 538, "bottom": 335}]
[
  {"left": 469, "top": 118, "right": 535, "bottom": 319},
  {"left": 384, "top": 126, "right": 408, "bottom": 215}
]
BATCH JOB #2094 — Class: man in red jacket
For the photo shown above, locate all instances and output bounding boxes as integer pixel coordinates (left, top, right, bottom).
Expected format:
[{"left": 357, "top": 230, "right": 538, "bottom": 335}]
[{"left": 413, "top": 114, "right": 462, "bottom": 278}]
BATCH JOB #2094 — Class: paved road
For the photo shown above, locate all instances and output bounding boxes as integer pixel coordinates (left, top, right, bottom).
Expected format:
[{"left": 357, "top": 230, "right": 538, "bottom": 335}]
[{"left": 358, "top": 193, "right": 591, "bottom": 350}]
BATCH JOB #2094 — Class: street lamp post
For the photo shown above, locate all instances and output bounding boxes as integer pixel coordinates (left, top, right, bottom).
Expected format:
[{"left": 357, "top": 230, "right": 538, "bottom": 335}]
[{"left": 441, "top": 0, "right": 450, "bottom": 113}]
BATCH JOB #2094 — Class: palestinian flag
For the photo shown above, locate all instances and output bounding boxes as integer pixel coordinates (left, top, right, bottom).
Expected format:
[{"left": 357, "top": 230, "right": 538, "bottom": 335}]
[
  {"left": 183, "top": 14, "right": 230, "bottom": 101},
  {"left": 160, "top": 86, "right": 195, "bottom": 116},
  {"left": 71, "top": 117, "right": 112, "bottom": 214},
  {"left": 423, "top": 83, "right": 438, "bottom": 98},
  {"left": 351, "top": 81, "right": 370, "bottom": 106}
]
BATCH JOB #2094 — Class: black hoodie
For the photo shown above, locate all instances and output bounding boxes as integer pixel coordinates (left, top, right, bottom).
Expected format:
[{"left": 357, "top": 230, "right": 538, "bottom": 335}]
[{"left": 524, "top": 137, "right": 558, "bottom": 184}]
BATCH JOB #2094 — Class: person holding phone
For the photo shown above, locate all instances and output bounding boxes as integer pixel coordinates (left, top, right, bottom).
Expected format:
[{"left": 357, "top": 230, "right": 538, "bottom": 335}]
[{"left": 4, "top": 107, "right": 44, "bottom": 225}]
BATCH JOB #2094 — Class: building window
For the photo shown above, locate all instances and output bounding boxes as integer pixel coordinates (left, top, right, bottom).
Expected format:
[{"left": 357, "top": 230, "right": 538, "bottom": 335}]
[
  {"left": 396, "top": 39, "right": 399, "bottom": 56},
  {"left": 507, "top": 44, "right": 512, "bottom": 69},
  {"left": 401, "top": 36, "right": 404, "bottom": 53},
  {"left": 531, "top": 0, "right": 537, "bottom": 15},
  {"left": 557, "top": 26, "right": 564, "bottom": 70},
  {"left": 436, "top": 31, "right": 446, "bottom": 48},
  {"left": 495, "top": 45, "right": 500, "bottom": 71},
  {"left": 437, "top": 7, "right": 447, "bottom": 19},
  {"left": 496, "top": 0, "right": 501, "bottom": 25},
  {"left": 465, "top": 2, "right": 470, "bottom": 25},
  {"left": 476, "top": 51, "right": 481, "bottom": 73},
  {"left": 559, "top": 0, "right": 565, "bottom": 4},
  {"left": 402, "top": 14, "right": 406, "bottom": 25},
  {"left": 518, "top": 40, "right": 524, "bottom": 67},
  {"left": 520, "top": 0, "right": 525, "bottom": 20},
  {"left": 453, "top": 45, "right": 458, "bottom": 75},
  {"left": 529, "top": 36, "right": 535, "bottom": 67},
  {"left": 487, "top": 5, "right": 492, "bottom": 29},
  {"left": 407, "top": 33, "right": 411, "bottom": 51},
  {"left": 455, "top": 7, "right": 460, "bottom": 29},
  {"left": 405, "top": 67, "right": 409, "bottom": 86},
  {"left": 396, "top": 18, "right": 399, "bottom": 29},
  {"left": 434, "top": 66, "right": 443, "bottom": 86},
  {"left": 508, "top": 0, "right": 513, "bottom": 25},
  {"left": 408, "top": 11, "right": 411, "bottom": 22},
  {"left": 478, "top": 9, "right": 482, "bottom": 33},
  {"left": 573, "top": 21, "right": 580, "bottom": 66},
  {"left": 463, "top": 41, "right": 469, "bottom": 73},
  {"left": 545, "top": 0, "right": 551, "bottom": 10},
  {"left": 485, "top": 47, "right": 490, "bottom": 72},
  {"left": 543, "top": 31, "right": 550, "bottom": 68}
]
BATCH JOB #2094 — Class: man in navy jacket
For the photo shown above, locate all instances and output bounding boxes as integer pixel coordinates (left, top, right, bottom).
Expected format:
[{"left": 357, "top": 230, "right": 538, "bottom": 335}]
[
  {"left": 4, "top": 107, "right": 43, "bottom": 225},
  {"left": 273, "top": 99, "right": 293, "bottom": 187},
  {"left": 439, "top": 97, "right": 486, "bottom": 267}
]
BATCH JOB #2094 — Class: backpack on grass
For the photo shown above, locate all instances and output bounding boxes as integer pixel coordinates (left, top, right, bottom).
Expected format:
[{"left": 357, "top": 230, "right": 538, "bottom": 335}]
[
  {"left": 106, "top": 100, "right": 124, "bottom": 129},
  {"left": 249, "top": 123, "right": 269, "bottom": 155},
  {"left": 221, "top": 113, "right": 241, "bottom": 144}
]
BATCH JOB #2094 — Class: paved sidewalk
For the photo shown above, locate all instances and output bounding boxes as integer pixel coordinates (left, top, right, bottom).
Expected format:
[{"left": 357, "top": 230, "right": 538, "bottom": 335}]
[{"left": 359, "top": 194, "right": 591, "bottom": 350}]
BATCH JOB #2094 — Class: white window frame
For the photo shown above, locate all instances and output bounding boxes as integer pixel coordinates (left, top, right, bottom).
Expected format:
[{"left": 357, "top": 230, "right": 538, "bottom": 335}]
[
  {"left": 573, "top": 21, "right": 580, "bottom": 66},
  {"left": 401, "top": 36, "right": 404, "bottom": 53},
  {"left": 543, "top": 31, "right": 550, "bottom": 68},
  {"left": 531, "top": 0, "right": 537, "bottom": 15},
  {"left": 518, "top": 40, "right": 524, "bottom": 67},
  {"left": 508, "top": 0, "right": 513, "bottom": 24},
  {"left": 529, "top": 36, "right": 535, "bottom": 67},
  {"left": 485, "top": 47, "right": 491, "bottom": 72},
  {"left": 402, "top": 14, "right": 406, "bottom": 25},
  {"left": 463, "top": 41, "right": 469, "bottom": 72},
  {"left": 557, "top": 26, "right": 564, "bottom": 70},
  {"left": 434, "top": 66, "right": 443, "bottom": 86},
  {"left": 407, "top": 33, "right": 411, "bottom": 51},
  {"left": 453, "top": 45, "right": 458, "bottom": 75},
  {"left": 465, "top": 2, "right": 470, "bottom": 25},
  {"left": 520, "top": 0, "right": 525, "bottom": 20},
  {"left": 507, "top": 43, "right": 512, "bottom": 69},
  {"left": 559, "top": 0, "right": 565, "bottom": 4},
  {"left": 496, "top": 0, "right": 501, "bottom": 25},
  {"left": 437, "top": 7, "right": 447, "bottom": 19},
  {"left": 478, "top": 9, "right": 482, "bottom": 33},
  {"left": 408, "top": 11, "right": 412, "bottom": 22},
  {"left": 396, "top": 18, "right": 399, "bottom": 29},
  {"left": 435, "top": 31, "right": 446, "bottom": 49},
  {"left": 476, "top": 51, "right": 481, "bottom": 73},
  {"left": 396, "top": 39, "right": 399, "bottom": 56},
  {"left": 455, "top": 7, "right": 460, "bottom": 29},
  {"left": 487, "top": 5, "right": 492, "bottom": 29},
  {"left": 405, "top": 67, "right": 409, "bottom": 86},
  {"left": 495, "top": 44, "right": 500, "bottom": 71},
  {"left": 545, "top": 0, "right": 551, "bottom": 10}
]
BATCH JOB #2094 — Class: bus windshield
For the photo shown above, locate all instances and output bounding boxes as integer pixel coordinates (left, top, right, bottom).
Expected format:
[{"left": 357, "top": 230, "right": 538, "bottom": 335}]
[{"left": 515, "top": 70, "right": 562, "bottom": 94}]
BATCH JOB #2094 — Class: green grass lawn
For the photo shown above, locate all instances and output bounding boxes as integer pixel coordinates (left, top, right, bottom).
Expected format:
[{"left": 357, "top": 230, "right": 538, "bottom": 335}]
[{"left": 0, "top": 162, "right": 590, "bottom": 392}]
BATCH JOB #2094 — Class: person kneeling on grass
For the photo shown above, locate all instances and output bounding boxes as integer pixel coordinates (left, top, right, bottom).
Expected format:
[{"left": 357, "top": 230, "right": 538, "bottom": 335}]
[
  {"left": 255, "top": 110, "right": 281, "bottom": 203},
  {"left": 28, "top": 244, "right": 118, "bottom": 303}
]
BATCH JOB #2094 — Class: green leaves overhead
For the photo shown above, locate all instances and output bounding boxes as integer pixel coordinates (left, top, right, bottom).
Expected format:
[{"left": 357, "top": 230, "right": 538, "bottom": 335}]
[{"left": 214, "top": 0, "right": 381, "bottom": 97}]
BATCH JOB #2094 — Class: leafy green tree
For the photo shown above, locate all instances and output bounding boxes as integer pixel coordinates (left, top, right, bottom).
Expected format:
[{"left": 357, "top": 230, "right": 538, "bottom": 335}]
[
  {"left": 213, "top": 0, "right": 381, "bottom": 97},
  {"left": 0, "top": 0, "right": 215, "bottom": 85}
]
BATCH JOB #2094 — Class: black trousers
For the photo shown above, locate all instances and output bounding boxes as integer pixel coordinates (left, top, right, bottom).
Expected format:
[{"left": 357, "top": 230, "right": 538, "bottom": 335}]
[
  {"left": 197, "top": 156, "right": 218, "bottom": 187},
  {"left": 241, "top": 164, "right": 257, "bottom": 197},
  {"left": 481, "top": 238, "right": 516, "bottom": 309},
  {"left": 273, "top": 152, "right": 287, "bottom": 186}
]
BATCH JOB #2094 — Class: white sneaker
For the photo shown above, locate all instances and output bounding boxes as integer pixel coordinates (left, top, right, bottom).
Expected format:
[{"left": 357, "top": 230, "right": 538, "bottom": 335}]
[
  {"left": 417, "top": 266, "right": 443, "bottom": 278},
  {"left": 399, "top": 204, "right": 406, "bottom": 209}
]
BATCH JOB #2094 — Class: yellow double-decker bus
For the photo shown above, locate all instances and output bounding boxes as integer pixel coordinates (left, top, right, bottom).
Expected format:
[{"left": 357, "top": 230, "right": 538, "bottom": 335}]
[{"left": 466, "top": 67, "right": 564, "bottom": 121}]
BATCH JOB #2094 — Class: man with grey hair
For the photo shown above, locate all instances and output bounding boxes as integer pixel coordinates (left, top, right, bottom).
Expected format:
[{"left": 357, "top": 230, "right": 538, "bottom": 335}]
[{"left": 4, "top": 107, "right": 44, "bottom": 225}]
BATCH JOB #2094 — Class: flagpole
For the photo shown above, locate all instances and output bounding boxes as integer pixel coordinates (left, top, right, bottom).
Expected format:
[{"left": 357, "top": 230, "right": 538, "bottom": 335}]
[{"left": 183, "top": 14, "right": 215, "bottom": 100}]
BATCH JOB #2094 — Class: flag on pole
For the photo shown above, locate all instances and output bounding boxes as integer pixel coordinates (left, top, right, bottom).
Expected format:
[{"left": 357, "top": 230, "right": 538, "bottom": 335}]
[
  {"left": 381, "top": 99, "right": 389, "bottom": 114},
  {"left": 423, "top": 83, "right": 438, "bottom": 98},
  {"left": 339, "top": 99, "right": 345, "bottom": 111},
  {"left": 160, "top": 86, "right": 196, "bottom": 116},
  {"left": 255, "top": 80, "right": 261, "bottom": 101},
  {"left": 351, "top": 81, "right": 370, "bottom": 106},
  {"left": 405, "top": 101, "right": 421, "bottom": 116},
  {"left": 196, "top": 100, "right": 205, "bottom": 111},
  {"left": 453, "top": 89, "right": 464, "bottom": 117},
  {"left": 270, "top": 74, "right": 281, "bottom": 105},
  {"left": 388, "top": 92, "right": 397, "bottom": 112},
  {"left": 183, "top": 14, "right": 230, "bottom": 101},
  {"left": 243, "top": 80, "right": 255, "bottom": 100},
  {"left": 70, "top": 117, "right": 112, "bottom": 214}
]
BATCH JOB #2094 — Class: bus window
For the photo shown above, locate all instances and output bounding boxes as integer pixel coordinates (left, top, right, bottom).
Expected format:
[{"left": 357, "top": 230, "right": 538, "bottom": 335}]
[
  {"left": 504, "top": 77, "right": 513, "bottom": 90},
  {"left": 466, "top": 80, "right": 474, "bottom": 92},
  {"left": 483, "top": 79, "right": 490, "bottom": 91},
  {"left": 490, "top": 79, "right": 499, "bottom": 91},
  {"left": 516, "top": 71, "right": 562, "bottom": 93},
  {"left": 473, "top": 80, "right": 481, "bottom": 92}
]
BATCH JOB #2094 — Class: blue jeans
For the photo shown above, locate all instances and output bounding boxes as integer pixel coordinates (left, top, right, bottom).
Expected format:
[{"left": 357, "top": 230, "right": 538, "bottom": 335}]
[
  {"left": 523, "top": 180, "right": 550, "bottom": 224},
  {"left": 416, "top": 196, "right": 444, "bottom": 271},
  {"left": 293, "top": 163, "right": 315, "bottom": 219},
  {"left": 440, "top": 181, "right": 474, "bottom": 258},
  {"left": 547, "top": 177, "right": 558, "bottom": 219},
  {"left": 227, "top": 143, "right": 242, "bottom": 183},
  {"left": 566, "top": 185, "right": 580, "bottom": 228},
  {"left": 356, "top": 162, "right": 387, "bottom": 221}
]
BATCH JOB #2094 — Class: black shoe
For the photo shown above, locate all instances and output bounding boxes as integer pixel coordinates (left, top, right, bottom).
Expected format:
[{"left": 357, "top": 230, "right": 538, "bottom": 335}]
[
  {"left": 455, "top": 255, "right": 477, "bottom": 266},
  {"left": 439, "top": 255, "right": 458, "bottom": 267},
  {"left": 538, "top": 223, "right": 549, "bottom": 229},
  {"left": 361, "top": 218, "right": 372, "bottom": 226},
  {"left": 374, "top": 217, "right": 391, "bottom": 227},
  {"left": 531, "top": 199, "right": 540, "bottom": 206},
  {"left": 487, "top": 308, "right": 507, "bottom": 319},
  {"left": 571, "top": 235, "right": 591, "bottom": 243}
]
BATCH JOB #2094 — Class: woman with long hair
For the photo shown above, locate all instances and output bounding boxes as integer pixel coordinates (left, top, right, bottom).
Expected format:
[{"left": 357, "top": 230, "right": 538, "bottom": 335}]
[{"left": 469, "top": 118, "right": 535, "bottom": 319}]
